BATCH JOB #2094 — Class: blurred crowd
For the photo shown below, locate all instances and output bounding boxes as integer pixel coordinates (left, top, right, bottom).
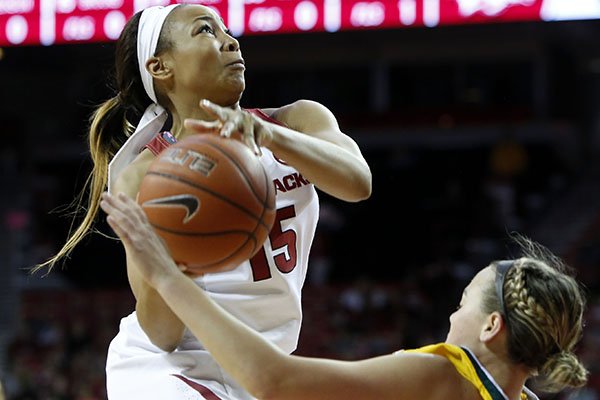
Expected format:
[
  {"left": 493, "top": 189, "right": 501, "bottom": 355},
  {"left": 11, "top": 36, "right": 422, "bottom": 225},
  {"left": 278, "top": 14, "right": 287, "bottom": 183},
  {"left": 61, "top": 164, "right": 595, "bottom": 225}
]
[{"left": 3, "top": 291, "right": 132, "bottom": 399}]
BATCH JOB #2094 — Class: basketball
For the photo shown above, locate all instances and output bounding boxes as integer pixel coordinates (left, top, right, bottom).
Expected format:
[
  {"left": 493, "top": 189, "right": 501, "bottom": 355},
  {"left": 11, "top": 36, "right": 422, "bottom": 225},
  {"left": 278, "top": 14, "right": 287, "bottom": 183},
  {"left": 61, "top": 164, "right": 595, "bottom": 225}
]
[{"left": 137, "top": 134, "right": 276, "bottom": 274}]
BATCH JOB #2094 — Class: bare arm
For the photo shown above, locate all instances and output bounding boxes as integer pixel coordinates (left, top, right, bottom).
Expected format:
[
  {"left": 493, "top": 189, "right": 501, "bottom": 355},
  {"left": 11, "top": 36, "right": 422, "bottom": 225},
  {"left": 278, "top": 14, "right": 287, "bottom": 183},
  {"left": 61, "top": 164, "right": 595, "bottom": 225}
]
[
  {"left": 100, "top": 193, "right": 465, "bottom": 400},
  {"left": 113, "top": 151, "right": 185, "bottom": 351},
  {"left": 265, "top": 100, "right": 371, "bottom": 202},
  {"left": 185, "top": 99, "right": 372, "bottom": 202},
  {"left": 158, "top": 274, "right": 459, "bottom": 400}
]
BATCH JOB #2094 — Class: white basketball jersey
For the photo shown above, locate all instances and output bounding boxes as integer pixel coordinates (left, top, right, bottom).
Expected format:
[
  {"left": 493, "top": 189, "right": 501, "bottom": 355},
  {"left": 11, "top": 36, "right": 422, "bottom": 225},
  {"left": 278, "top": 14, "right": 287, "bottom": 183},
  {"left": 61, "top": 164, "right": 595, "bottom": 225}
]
[{"left": 106, "top": 147, "right": 319, "bottom": 400}]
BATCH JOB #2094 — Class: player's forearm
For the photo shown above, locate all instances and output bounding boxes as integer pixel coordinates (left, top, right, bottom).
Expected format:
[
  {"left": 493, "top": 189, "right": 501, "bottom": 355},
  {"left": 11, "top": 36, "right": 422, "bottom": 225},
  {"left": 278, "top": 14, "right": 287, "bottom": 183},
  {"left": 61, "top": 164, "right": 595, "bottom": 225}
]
[
  {"left": 267, "top": 125, "right": 371, "bottom": 202},
  {"left": 155, "top": 271, "right": 292, "bottom": 398},
  {"left": 128, "top": 260, "right": 185, "bottom": 352}
]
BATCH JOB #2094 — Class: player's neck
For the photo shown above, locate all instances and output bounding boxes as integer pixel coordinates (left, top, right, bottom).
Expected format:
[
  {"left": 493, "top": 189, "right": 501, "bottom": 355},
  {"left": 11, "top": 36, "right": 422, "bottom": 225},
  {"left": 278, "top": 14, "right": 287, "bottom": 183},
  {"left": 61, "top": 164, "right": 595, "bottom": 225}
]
[
  {"left": 478, "top": 351, "right": 529, "bottom": 400},
  {"left": 169, "top": 109, "right": 215, "bottom": 140}
]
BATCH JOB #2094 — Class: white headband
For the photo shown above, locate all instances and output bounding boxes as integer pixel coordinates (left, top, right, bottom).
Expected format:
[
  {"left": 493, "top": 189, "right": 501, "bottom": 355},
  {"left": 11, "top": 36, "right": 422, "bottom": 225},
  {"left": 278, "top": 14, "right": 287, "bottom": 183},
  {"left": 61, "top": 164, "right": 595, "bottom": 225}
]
[{"left": 137, "top": 4, "right": 178, "bottom": 103}]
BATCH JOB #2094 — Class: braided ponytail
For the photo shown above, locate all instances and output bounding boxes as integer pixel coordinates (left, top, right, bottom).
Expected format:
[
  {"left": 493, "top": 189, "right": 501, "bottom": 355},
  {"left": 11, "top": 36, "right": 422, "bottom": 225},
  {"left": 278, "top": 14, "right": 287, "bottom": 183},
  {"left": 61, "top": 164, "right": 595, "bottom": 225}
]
[
  {"left": 483, "top": 234, "right": 588, "bottom": 392},
  {"left": 539, "top": 351, "right": 588, "bottom": 392}
]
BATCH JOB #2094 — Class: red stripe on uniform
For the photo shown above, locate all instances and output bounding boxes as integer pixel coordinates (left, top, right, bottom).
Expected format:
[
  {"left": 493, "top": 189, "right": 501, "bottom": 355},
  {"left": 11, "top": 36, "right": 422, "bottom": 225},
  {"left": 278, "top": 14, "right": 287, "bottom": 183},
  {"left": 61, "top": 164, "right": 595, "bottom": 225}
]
[
  {"left": 145, "top": 133, "right": 172, "bottom": 156},
  {"left": 171, "top": 374, "right": 223, "bottom": 400}
]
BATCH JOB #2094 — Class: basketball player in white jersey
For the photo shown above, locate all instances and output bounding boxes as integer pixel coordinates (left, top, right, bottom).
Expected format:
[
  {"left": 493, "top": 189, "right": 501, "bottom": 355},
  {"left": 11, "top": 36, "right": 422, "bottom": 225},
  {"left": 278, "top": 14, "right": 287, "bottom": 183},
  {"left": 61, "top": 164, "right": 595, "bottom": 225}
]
[{"left": 35, "top": 4, "right": 371, "bottom": 399}]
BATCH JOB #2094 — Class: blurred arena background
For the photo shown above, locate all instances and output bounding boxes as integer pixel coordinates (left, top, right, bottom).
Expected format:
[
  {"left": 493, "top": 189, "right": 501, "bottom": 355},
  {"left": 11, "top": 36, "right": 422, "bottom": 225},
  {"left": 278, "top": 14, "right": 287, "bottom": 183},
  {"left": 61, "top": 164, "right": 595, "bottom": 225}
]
[{"left": 1, "top": 0, "right": 599, "bottom": 398}]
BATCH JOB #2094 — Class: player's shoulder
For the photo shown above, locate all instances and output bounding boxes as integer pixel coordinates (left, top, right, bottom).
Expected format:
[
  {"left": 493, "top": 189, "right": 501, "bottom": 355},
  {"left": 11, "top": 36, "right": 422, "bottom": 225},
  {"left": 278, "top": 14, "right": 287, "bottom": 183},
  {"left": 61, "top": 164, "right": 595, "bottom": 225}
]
[
  {"left": 413, "top": 351, "right": 473, "bottom": 400},
  {"left": 113, "top": 150, "right": 155, "bottom": 198},
  {"left": 399, "top": 345, "right": 483, "bottom": 400},
  {"left": 269, "top": 100, "right": 335, "bottom": 131},
  {"left": 272, "top": 99, "right": 329, "bottom": 117}
]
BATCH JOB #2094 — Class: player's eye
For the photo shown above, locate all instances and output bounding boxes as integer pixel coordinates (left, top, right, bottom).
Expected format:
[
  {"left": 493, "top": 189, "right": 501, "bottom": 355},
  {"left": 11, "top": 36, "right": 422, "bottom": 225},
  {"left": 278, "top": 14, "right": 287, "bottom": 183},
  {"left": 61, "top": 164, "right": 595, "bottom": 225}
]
[
  {"left": 197, "top": 24, "right": 214, "bottom": 35},
  {"left": 198, "top": 24, "right": 215, "bottom": 33}
]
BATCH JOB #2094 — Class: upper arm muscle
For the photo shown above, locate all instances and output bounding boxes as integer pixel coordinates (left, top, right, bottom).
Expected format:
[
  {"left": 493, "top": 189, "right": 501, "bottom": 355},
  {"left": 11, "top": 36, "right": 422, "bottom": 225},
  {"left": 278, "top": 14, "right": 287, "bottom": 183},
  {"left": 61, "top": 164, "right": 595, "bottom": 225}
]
[{"left": 272, "top": 100, "right": 364, "bottom": 158}]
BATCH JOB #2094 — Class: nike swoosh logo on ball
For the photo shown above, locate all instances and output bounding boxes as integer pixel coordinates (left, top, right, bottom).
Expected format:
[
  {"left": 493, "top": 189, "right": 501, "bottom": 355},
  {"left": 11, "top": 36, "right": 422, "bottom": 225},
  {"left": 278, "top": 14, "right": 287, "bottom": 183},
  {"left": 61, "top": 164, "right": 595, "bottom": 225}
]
[{"left": 142, "top": 194, "right": 200, "bottom": 224}]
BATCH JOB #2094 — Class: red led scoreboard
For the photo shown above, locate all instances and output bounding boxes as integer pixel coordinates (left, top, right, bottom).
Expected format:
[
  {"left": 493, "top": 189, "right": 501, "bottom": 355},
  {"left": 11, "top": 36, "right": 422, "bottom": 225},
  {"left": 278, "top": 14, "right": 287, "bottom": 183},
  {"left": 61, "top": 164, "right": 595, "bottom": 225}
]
[{"left": 1, "top": 0, "right": 599, "bottom": 46}]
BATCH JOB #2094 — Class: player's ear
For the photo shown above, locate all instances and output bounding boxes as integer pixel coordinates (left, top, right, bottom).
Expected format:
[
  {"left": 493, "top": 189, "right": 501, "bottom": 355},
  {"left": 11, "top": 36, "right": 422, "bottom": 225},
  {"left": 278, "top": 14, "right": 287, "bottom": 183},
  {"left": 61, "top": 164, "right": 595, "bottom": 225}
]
[
  {"left": 480, "top": 311, "right": 504, "bottom": 342},
  {"left": 146, "top": 56, "right": 173, "bottom": 82}
]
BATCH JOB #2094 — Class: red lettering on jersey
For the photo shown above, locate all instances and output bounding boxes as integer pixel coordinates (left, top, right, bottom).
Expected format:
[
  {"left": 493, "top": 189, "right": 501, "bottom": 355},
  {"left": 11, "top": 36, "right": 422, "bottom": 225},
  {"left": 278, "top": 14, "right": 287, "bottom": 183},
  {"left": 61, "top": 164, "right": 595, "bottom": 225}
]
[
  {"left": 273, "top": 173, "right": 310, "bottom": 194},
  {"left": 293, "top": 173, "right": 310, "bottom": 186},
  {"left": 283, "top": 175, "right": 298, "bottom": 191},
  {"left": 273, "top": 179, "right": 287, "bottom": 193}
]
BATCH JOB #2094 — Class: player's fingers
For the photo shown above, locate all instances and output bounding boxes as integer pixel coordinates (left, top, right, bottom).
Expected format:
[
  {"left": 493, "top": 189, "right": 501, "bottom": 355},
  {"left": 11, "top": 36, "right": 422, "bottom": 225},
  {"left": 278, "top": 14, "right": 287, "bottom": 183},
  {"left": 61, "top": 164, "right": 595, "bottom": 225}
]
[
  {"left": 254, "top": 125, "right": 270, "bottom": 152},
  {"left": 106, "top": 214, "right": 130, "bottom": 243},
  {"left": 220, "top": 120, "right": 236, "bottom": 138},
  {"left": 109, "top": 194, "right": 171, "bottom": 256},
  {"left": 118, "top": 193, "right": 151, "bottom": 226},
  {"left": 101, "top": 193, "right": 138, "bottom": 227},
  {"left": 101, "top": 194, "right": 143, "bottom": 236},
  {"left": 240, "top": 114, "right": 261, "bottom": 156},
  {"left": 115, "top": 192, "right": 146, "bottom": 226},
  {"left": 100, "top": 192, "right": 118, "bottom": 215},
  {"left": 199, "top": 99, "right": 228, "bottom": 121},
  {"left": 111, "top": 206, "right": 141, "bottom": 237},
  {"left": 103, "top": 201, "right": 142, "bottom": 249},
  {"left": 243, "top": 130, "right": 260, "bottom": 156}
]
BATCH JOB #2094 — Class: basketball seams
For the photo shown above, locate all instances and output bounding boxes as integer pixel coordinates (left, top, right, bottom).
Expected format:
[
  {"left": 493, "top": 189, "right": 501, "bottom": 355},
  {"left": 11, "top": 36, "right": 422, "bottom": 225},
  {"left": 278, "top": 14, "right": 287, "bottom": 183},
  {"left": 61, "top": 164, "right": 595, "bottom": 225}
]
[
  {"left": 145, "top": 171, "right": 272, "bottom": 231},
  {"left": 152, "top": 223, "right": 259, "bottom": 269},
  {"left": 201, "top": 140, "right": 271, "bottom": 209},
  {"left": 152, "top": 224, "right": 255, "bottom": 237},
  {"left": 204, "top": 140, "right": 276, "bottom": 257},
  {"left": 144, "top": 170, "right": 266, "bottom": 267}
]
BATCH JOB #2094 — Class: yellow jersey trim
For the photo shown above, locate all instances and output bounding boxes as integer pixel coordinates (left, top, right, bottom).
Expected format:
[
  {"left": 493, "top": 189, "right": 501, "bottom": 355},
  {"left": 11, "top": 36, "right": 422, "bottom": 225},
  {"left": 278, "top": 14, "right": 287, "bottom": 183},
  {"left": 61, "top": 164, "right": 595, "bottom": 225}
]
[{"left": 403, "top": 343, "right": 537, "bottom": 400}]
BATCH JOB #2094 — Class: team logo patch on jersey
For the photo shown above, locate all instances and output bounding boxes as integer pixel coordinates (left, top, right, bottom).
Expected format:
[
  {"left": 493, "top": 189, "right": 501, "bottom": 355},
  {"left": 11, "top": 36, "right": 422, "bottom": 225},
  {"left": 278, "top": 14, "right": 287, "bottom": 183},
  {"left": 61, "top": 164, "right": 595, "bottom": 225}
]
[{"left": 161, "top": 131, "right": 177, "bottom": 144}]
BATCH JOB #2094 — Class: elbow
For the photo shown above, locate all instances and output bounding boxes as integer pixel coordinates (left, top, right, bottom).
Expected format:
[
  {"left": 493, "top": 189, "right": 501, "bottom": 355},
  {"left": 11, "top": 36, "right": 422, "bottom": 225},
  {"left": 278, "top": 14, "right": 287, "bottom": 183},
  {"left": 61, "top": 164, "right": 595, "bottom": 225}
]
[
  {"left": 348, "top": 172, "right": 372, "bottom": 202},
  {"left": 245, "top": 358, "right": 292, "bottom": 400},
  {"left": 249, "top": 378, "right": 289, "bottom": 400},
  {"left": 151, "top": 339, "right": 179, "bottom": 353},
  {"left": 249, "top": 385, "right": 279, "bottom": 400},
  {"left": 357, "top": 178, "right": 372, "bottom": 201},
  {"left": 336, "top": 179, "right": 371, "bottom": 203},
  {"left": 145, "top": 326, "right": 183, "bottom": 352},
  {"left": 138, "top": 317, "right": 183, "bottom": 352}
]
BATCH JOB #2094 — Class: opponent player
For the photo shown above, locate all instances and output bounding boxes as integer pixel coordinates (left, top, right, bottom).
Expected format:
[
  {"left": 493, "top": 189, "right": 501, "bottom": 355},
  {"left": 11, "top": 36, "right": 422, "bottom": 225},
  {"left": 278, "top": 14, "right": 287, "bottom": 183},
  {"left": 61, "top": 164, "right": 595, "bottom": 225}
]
[
  {"left": 99, "top": 197, "right": 590, "bottom": 400},
  {"left": 37, "top": 4, "right": 371, "bottom": 399}
]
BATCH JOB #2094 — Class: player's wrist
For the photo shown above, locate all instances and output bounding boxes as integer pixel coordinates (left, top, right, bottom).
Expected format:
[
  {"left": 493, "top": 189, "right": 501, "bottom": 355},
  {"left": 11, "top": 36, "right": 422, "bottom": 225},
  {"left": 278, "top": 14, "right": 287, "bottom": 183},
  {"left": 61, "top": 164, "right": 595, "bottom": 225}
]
[{"left": 152, "top": 264, "right": 183, "bottom": 294}]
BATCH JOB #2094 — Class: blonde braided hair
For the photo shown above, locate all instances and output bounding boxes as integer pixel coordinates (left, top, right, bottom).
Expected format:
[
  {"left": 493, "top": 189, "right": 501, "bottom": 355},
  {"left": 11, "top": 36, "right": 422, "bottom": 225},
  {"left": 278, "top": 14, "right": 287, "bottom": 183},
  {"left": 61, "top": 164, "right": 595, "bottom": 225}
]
[{"left": 483, "top": 235, "right": 588, "bottom": 393}]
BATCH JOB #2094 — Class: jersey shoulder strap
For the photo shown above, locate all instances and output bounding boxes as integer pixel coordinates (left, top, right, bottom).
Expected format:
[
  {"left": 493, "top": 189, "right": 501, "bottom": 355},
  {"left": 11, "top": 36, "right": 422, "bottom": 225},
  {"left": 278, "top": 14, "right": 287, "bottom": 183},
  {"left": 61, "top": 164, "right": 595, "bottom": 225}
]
[{"left": 143, "top": 131, "right": 177, "bottom": 157}]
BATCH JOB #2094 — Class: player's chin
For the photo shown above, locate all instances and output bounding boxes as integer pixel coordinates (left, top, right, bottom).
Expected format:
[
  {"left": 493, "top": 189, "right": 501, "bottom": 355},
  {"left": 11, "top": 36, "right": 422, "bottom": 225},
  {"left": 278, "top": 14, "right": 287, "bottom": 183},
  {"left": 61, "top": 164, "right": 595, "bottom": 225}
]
[
  {"left": 221, "top": 78, "right": 245, "bottom": 103},
  {"left": 224, "top": 73, "right": 245, "bottom": 90}
]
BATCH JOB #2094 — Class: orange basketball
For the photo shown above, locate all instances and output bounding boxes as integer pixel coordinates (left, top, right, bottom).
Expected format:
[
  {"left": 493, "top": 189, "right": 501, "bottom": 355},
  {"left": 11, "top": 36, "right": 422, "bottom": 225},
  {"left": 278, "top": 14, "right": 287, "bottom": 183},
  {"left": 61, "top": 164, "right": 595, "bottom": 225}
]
[{"left": 137, "top": 134, "right": 276, "bottom": 274}]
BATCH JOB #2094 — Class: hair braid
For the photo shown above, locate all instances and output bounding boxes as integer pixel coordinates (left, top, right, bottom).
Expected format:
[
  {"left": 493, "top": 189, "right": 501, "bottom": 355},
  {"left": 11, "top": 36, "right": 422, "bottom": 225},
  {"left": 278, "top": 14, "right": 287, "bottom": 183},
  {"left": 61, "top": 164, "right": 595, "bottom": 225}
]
[
  {"left": 482, "top": 236, "right": 589, "bottom": 393},
  {"left": 505, "top": 264, "right": 555, "bottom": 338}
]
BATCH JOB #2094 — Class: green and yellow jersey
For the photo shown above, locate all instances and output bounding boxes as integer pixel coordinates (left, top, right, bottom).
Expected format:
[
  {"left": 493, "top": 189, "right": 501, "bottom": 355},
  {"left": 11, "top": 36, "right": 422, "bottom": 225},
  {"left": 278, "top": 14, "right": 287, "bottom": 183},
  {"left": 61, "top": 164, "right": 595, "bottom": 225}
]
[{"left": 400, "top": 343, "right": 539, "bottom": 400}]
